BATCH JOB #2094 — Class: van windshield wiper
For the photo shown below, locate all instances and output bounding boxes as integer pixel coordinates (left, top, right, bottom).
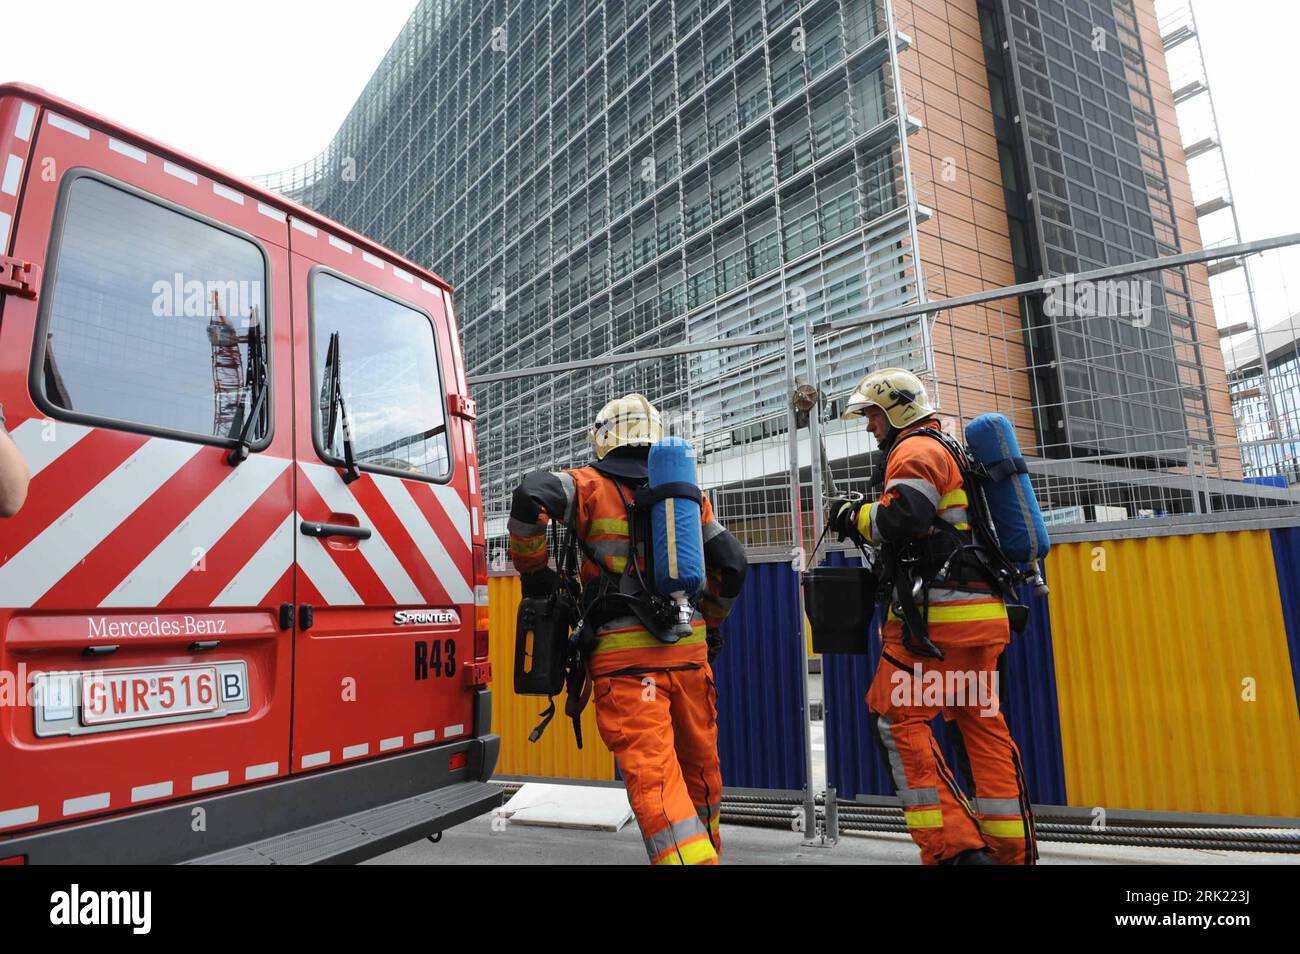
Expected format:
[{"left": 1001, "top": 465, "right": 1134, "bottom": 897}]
[
  {"left": 227, "top": 307, "right": 268, "bottom": 467},
  {"left": 322, "top": 331, "right": 361, "bottom": 483}
]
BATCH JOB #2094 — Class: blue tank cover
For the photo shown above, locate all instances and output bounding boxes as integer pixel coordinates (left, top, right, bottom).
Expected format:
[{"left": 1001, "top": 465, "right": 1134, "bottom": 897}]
[
  {"left": 645, "top": 437, "right": 706, "bottom": 596},
  {"left": 964, "top": 413, "right": 1051, "bottom": 564}
]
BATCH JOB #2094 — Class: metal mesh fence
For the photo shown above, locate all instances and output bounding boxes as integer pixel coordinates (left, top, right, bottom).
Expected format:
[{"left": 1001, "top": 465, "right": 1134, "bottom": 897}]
[
  {"left": 812, "top": 235, "right": 1300, "bottom": 525},
  {"left": 471, "top": 333, "right": 801, "bottom": 569}
]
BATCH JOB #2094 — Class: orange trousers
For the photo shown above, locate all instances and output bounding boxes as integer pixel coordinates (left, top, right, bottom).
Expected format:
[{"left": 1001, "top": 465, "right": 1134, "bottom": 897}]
[
  {"left": 867, "top": 642, "right": 1036, "bottom": 865},
  {"left": 592, "top": 665, "right": 722, "bottom": 865}
]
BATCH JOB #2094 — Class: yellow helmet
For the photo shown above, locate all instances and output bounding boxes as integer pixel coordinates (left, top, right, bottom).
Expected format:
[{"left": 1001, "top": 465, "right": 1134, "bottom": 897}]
[
  {"left": 842, "top": 368, "right": 935, "bottom": 429},
  {"left": 591, "top": 393, "right": 664, "bottom": 460}
]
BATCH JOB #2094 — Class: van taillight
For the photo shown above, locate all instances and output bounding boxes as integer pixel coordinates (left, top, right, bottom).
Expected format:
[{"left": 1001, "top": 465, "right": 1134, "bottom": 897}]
[
  {"left": 473, "top": 544, "right": 489, "bottom": 659},
  {"left": 449, "top": 752, "right": 468, "bottom": 771},
  {"left": 0, "top": 855, "right": 25, "bottom": 865}
]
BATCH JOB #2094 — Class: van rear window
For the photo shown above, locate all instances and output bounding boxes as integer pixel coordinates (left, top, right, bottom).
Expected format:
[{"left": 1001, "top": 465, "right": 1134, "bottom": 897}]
[
  {"left": 310, "top": 272, "right": 451, "bottom": 480},
  {"left": 36, "top": 175, "right": 270, "bottom": 444}
]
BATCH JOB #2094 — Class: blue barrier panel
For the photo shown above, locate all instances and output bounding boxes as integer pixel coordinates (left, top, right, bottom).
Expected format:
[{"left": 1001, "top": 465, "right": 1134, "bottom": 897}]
[
  {"left": 1269, "top": 527, "right": 1300, "bottom": 721},
  {"left": 713, "top": 559, "right": 808, "bottom": 790},
  {"left": 822, "top": 551, "right": 1065, "bottom": 805}
]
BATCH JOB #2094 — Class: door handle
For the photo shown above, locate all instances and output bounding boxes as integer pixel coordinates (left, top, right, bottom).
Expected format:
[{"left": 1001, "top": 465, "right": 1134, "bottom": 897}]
[{"left": 300, "top": 520, "right": 371, "bottom": 540}]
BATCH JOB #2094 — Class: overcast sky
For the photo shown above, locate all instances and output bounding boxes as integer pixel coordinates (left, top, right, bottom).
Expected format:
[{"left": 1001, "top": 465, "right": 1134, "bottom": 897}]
[{"left": 4, "top": 0, "right": 1299, "bottom": 330}]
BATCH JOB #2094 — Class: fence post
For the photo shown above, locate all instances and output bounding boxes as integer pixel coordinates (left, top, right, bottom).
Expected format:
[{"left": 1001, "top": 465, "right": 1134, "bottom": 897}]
[
  {"left": 784, "top": 322, "right": 819, "bottom": 841},
  {"left": 802, "top": 321, "right": 838, "bottom": 844}
]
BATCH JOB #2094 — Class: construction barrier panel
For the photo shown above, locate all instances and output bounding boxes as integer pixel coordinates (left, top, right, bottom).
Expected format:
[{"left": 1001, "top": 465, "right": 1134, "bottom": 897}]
[{"left": 488, "top": 556, "right": 809, "bottom": 791}]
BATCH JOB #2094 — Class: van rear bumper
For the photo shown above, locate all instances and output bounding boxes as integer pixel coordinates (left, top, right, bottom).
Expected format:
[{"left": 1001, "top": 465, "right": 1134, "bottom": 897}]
[{"left": 3, "top": 692, "right": 501, "bottom": 864}]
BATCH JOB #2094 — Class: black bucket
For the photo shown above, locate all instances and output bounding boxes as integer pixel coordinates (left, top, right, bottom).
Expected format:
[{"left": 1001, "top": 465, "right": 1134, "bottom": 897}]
[{"left": 802, "top": 566, "right": 873, "bottom": 654}]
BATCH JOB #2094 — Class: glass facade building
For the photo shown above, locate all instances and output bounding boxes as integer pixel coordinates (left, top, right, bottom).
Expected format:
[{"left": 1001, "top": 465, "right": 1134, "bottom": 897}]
[
  {"left": 260, "top": 0, "right": 1232, "bottom": 516},
  {"left": 260, "top": 0, "right": 933, "bottom": 511}
]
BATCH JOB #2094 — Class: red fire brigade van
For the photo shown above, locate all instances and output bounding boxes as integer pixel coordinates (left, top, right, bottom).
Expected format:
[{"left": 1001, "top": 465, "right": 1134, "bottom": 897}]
[{"left": 0, "top": 84, "right": 498, "bottom": 863}]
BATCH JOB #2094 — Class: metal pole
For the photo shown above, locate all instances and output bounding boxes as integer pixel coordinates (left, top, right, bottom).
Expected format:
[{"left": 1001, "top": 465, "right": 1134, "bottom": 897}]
[
  {"left": 816, "top": 232, "right": 1300, "bottom": 334},
  {"left": 784, "top": 322, "right": 818, "bottom": 843},
  {"left": 802, "top": 321, "right": 838, "bottom": 845},
  {"left": 1187, "top": 446, "right": 1202, "bottom": 515}
]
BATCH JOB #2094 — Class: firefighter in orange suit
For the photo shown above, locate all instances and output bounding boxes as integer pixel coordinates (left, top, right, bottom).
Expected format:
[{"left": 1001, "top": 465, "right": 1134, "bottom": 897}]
[
  {"left": 828, "top": 369, "right": 1037, "bottom": 865},
  {"left": 508, "top": 394, "right": 748, "bottom": 865}
]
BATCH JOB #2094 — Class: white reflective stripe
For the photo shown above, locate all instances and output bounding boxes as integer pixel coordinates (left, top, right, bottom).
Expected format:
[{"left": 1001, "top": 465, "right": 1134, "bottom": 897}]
[
  {"left": 297, "top": 532, "right": 362, "bottom": 605},
  {"left": 0, "top": 210, "right": 10, "bottom": 247},
  {"left": 14, "top": 102, "right": 37, "bottom": 141},
  {"left": 162, "top": 161, "right": 198, "bottom": 184},
  {"left": 420, "top": 280, "right": 437, "bottom": 293},
  {"left": 0, "top": 805, "right": 39, "bottom": 830},
  {"left": 886, "top": 477, "right": 940, "bottom": 507},
  {"left": 2, "top": 154, "right": 23, "bottom": 196},
  {"left": 8, "top": 418, "right": 91, "bottom": 477},
  {"left": 48, "top": 113, "right": 90, "bottom": 139},
  {"left": 468, "top": 466, "right": 477, "bottom": 493},
  {"left": 101, "top": 455, "right": 289, "bottom": 606},
  {"left": 328, "top": 235, "right": 353, "bottom": 253},
  {"left": 362, "top": 251, "right": 384, "bottom": 268},
  {"left": 257, "top": 202, "right": 286, "bottom": 222},
  {"left": 393, "top": 267, "right": 413, "bottom": 283},
  {"left": 867, "top": 502, "right": 883, "bottom": 546},
  {"left": 342, "top": 743, "right": 369, "bottom": 759},
  {"left": 301, "top": 464, "right": 422, "bottom": 604},
  {"left": 413, "top": 729, "right": 437, "bottom": 744},
  {"left": 291, "top": 219, "right": 317, "bottom": 236},
  {"left": 212, "top": 182, "right": 244, "bottom": 204},
  {"left": 898, "top": 786, "right": 940, "bottom": 807},
  {"left": 245, "top": 762, "right": 278, "bottom": 780},
  {"left": 131, "top": 781, "right": 173, "bottom": 802},
  {"left": 191, "top": 771, "right": 229, "bottom": 790},
  {"left": 928, "top": 586, "right": 996, "bottom": 604},
  {"left": 0, "top": 439, "right": 201, "bottom": 606},
  {"left": 940, "top": 507, "right": 969, "bottom": 525},
  {"left": 380, "top": 736, "right": 404, "bottom": 751},
  {"left": 108, "top": 138, "right": 147, "bottom": 163},
  {"left": 212, "top": 511, "right": 295, "bottom": 607},
  {"left": 701, "top": 519, "right": 724, "bottom": 544},
  {"left": 555, "top": 471, "right": 577, "bottom": 524},
  {"left": 63, "top": 793, "right": 110, "bottom": 815},
  {"left": 368, "top": 474, "right": 473, "bottom": 603},
  {"left": 430, "top": 483, "right": 472, "bottom": 546},
  {"left": 444, "top": 724, "right": 465, "bottom": 736},
  {"left": 973, "top": 797, "right": 1023, "bottom": 816},
  {"left": 301, "top": 751, "right": 331, "bottom": 769},
  {"left": 472, "top": 507, "right": 479, "bottom": 536}
]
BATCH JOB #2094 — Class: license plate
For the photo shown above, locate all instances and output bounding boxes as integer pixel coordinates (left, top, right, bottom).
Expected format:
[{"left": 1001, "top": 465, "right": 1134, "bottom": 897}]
[
  {"left": 82, "top": 667, "right": 219, "bottom": 725},
  {"left": 32, "top": 662, "right": 250, "bottom": 737}
]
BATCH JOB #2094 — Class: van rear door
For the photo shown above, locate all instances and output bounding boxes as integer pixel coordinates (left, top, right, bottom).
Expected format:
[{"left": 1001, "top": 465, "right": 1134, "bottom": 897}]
[
  {"left": 285, "top": 226, "right": 476, "bottom": 773},
  {"left": 0, "top": 101, "right": 296, "bottom": 836}
]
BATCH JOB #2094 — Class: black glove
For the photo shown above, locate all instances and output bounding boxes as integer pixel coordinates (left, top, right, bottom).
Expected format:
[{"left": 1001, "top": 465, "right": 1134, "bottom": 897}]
[
  {"left": 520, "top": 566, "right": 560, "bottom": 598},
  {"left": 706, "top": 627, "right": 724, "bottom": 665},
  {"left": 827, "top": 496, "right": 866, "bottom": 544}
]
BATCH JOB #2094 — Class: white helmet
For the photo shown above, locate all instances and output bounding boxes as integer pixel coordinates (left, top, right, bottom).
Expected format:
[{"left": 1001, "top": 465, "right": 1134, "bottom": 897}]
[
  {"left": 842, "top": 368, "right": 935, "bottom": 429},
  {"left": 590, "top": 393, "right": 664, "bottom": 460}
]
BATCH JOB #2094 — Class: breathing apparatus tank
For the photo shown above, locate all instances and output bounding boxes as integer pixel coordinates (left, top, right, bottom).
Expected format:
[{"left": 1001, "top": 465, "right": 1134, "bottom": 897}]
[
  {"left": 645, "top": 436, "right": 706, "bottom": 638},
  {"left": 964, "top": 413, "right": 1050, "bottom": 593}
]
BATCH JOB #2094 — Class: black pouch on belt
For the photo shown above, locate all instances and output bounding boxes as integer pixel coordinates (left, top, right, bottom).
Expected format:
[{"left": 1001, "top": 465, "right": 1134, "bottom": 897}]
[{"left": 514, "top": 593, "right": 572, "bottom": 697}]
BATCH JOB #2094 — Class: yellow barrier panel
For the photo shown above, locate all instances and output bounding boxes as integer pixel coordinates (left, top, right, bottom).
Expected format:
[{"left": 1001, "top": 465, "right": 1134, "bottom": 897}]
[
  {"left": 1048, "top": 531, "right": 1300, "bottom": 817},
  {"left": 487, "top": 575, "right": 616, "bottom": 781}
]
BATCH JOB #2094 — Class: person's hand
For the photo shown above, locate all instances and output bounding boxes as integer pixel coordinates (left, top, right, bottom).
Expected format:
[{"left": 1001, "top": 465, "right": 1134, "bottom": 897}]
[
  {"left": 827, "top": 495, "right": 866, "bottom": 544},
  {"left": 706, "top": 627, "right": 724, "bottom": 665},
  {"left": 520, "top": 566, "right": 560, "bottom": 598}
]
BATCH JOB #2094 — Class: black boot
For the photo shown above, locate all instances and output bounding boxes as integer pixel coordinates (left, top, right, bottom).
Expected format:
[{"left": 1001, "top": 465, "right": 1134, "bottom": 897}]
[{"left": 941, "top": 848, "right": 998, "bottom": 865}]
